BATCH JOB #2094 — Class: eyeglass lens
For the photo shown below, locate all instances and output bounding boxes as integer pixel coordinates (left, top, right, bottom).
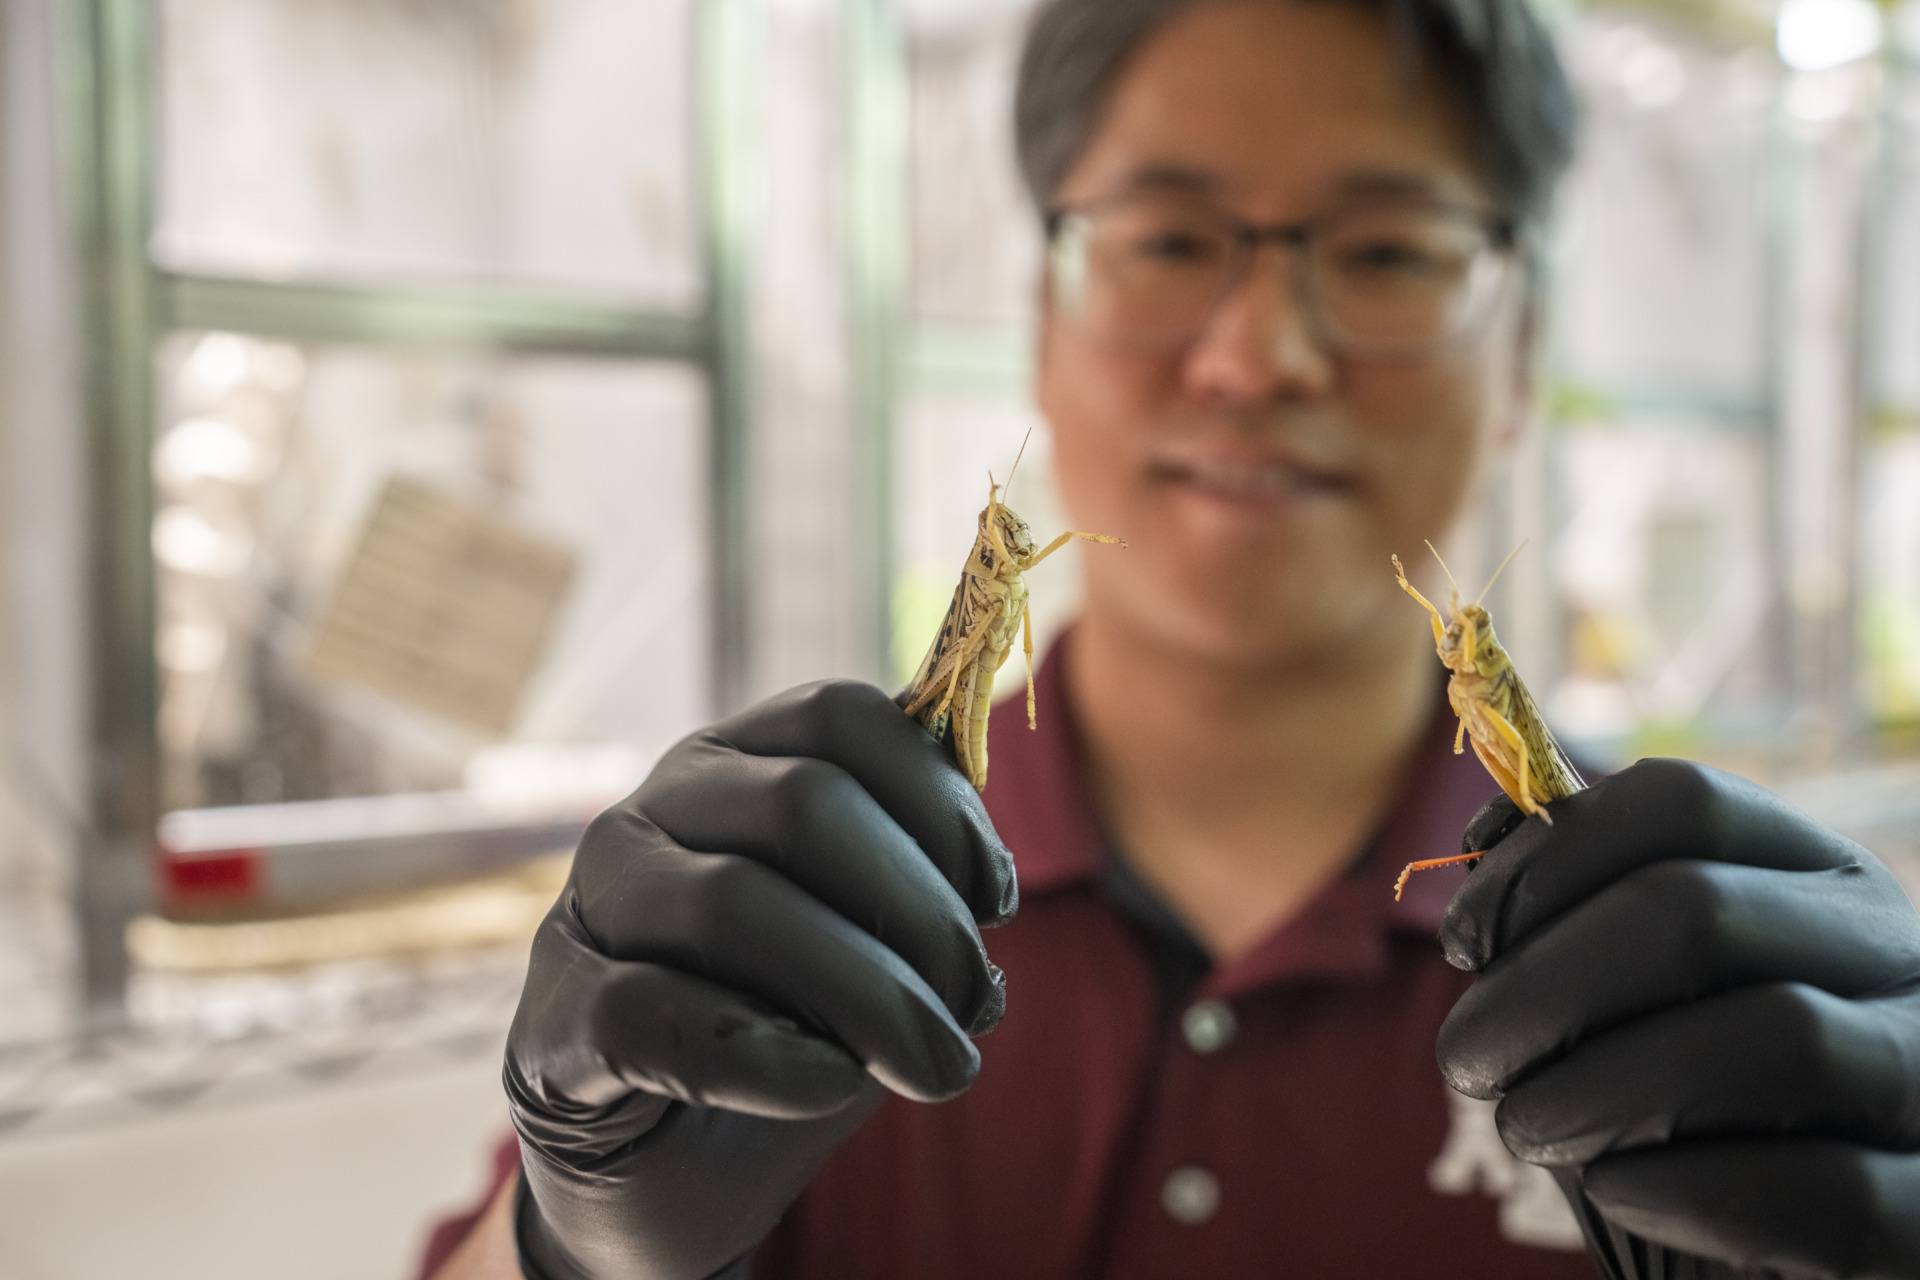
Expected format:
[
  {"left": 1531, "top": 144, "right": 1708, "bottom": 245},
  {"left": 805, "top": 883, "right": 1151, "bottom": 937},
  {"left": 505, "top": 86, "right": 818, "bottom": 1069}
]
[{"left": 1055, "top": 196, "right": 1508, "bottom": 355}]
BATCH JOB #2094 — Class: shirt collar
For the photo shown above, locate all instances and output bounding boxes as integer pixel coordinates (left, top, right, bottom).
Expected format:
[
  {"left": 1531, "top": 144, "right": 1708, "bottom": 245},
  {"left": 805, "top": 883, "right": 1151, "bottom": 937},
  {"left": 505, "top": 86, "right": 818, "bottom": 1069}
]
[
  {"left": 982, "top": 626, "right": 1505, "bottom": 987},
  {"left": 1211, "top": 694, "right": 1494, "bottom": 993}
]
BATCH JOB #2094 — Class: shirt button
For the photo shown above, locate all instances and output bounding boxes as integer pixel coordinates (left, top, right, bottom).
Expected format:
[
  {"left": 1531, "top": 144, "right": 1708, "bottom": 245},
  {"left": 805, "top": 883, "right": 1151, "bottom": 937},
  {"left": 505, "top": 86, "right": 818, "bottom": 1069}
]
[
  {"left": 1181, "top": 999, "right": 1237, "bottom": 1054},
  {"left": 1161, "top": 1165, "right": 1221, "bottom": 1225}
]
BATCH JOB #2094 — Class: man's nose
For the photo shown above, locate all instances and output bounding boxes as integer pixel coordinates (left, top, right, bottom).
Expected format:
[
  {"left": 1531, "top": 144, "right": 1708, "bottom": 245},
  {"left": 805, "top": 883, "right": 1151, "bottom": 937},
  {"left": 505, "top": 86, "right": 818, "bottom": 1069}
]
[{"left": 1181, "top": 249, "right": 1336, "bottom": 404}]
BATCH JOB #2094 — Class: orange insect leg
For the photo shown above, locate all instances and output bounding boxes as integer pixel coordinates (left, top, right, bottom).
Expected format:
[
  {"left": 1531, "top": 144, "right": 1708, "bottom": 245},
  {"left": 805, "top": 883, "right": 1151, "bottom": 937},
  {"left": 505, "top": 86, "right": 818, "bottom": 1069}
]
[{"left": 1393, "top": 850, "right": 1486, "bottom": 901}]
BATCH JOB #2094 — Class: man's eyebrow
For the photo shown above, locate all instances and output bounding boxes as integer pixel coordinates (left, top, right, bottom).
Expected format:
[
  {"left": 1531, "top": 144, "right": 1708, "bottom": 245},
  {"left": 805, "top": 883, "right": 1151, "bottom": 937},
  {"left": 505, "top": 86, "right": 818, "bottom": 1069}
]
[
  {"left": 1108, "top": 163, "right": 1222, "bottom": 196},
  {"left": 1329, "top": 169, "right": 1457, "bottom": 203},
  {"left": 1102, "top": 164, "right": 1468, "bottom": 206}
]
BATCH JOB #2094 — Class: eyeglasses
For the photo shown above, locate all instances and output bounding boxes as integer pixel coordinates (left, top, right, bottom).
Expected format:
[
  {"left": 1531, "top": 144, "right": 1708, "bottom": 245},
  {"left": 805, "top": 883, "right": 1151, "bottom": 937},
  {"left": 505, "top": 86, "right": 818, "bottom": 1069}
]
[{"left": 1043, "top": 194, "right": 1521, "bottom": 358}]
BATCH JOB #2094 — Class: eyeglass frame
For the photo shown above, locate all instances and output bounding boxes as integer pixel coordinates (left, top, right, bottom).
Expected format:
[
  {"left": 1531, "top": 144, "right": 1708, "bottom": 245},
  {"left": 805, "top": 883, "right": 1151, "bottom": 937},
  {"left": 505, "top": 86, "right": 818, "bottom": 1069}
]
[{"left": 1040, "top": 194, "right": 1527, "bottom": 359}]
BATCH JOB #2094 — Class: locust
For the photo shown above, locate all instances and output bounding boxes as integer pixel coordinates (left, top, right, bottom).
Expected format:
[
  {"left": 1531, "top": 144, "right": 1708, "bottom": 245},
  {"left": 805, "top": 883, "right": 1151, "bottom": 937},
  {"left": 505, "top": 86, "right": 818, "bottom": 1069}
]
[
  {"left": 897, "top": 435, "right": 1125, "bottom": 791},
  {"left": 1391, "top": 541, "right": 1585, "bottom": 899}
]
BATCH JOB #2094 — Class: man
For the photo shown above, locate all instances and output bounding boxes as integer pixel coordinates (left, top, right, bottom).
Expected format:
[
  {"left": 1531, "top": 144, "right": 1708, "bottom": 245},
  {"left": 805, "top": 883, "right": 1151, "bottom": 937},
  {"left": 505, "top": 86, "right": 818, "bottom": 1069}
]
[{"left": 427, "top": 1, "right": 1920, "bottom": 1276}]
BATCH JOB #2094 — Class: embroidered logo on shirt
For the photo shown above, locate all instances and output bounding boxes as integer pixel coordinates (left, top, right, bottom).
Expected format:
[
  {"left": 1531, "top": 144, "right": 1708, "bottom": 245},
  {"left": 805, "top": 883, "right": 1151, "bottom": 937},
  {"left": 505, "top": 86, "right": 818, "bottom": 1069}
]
[{"left": 1428, "top": 1090, "right": 1584, "bottom": 1250}]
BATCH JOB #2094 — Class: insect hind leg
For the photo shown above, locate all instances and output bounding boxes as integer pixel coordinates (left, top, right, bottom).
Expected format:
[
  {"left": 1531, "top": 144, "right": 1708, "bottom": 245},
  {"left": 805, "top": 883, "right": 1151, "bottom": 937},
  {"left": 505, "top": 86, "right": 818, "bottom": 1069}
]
[
  {"left": 932, "top": 652, "right": 964, "bottom": 721},
  {"left": 1393, "top": 851, "right": 1484, "bottom": 901},
  {"left": 1472, "top": 701, "right": 1551, "bottom": 824},
  {"left": 1022, "top": 603, "right": 1038, "bottom": 729},
  {"left": 1024, "top": 529, "right": 1125, "bottom": 571}
]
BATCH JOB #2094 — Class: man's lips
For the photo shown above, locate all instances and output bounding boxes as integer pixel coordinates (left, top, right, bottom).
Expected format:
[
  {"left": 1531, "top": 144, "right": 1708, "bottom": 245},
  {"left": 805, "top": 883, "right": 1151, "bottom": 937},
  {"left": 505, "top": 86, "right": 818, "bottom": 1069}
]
[{"left": 1145, "top": 453, "right": 1356, "bottom": 498}]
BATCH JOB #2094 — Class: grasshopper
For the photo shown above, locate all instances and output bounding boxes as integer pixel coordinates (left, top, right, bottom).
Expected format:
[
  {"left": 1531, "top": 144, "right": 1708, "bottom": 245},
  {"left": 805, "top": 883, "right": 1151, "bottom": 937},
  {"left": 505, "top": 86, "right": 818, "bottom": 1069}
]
[
  {"left": 898, "top": 435, "right": 1124, "bottom": 790},
  {"left": 1391, "top": 541, "right": 1585, "bottom": 899}
]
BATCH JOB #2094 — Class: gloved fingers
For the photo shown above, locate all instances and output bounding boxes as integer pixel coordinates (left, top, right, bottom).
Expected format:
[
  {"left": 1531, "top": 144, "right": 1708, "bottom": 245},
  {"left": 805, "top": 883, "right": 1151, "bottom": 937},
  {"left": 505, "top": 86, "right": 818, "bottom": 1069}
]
[
  {"left": 566, "top": 842, "right": 984, "bottom": 1102},
  {"left": 593, "top": 963, "right": 868, "bottom": 1117},
  {"left": 627, "top": 746, "right": 1005, "bottom": 1028},
  {"left": 574, "top": 806, "right": 1004, "bottom": 1043},
  {"left": 1490, "top": 982, "right": 1920, "bottom": 1164},
  {"left": 679, "top": 680, "right": 1017, "bottom": 923},
  {"left": 1442, "top": 758, "right": 1878, "bottom": 972},
  {"left": 1439, "top": 857, "right": 1917, "bottom": 1098},
  {"left": 508, "top": 929, "right": 868, "bottom": 1125},
  {"left": 1579, "top": 1139, "right": 1920, "bottom": 1279},
  {"left": 1460, "top": 792, "right": 1528, "bottom": 857}
]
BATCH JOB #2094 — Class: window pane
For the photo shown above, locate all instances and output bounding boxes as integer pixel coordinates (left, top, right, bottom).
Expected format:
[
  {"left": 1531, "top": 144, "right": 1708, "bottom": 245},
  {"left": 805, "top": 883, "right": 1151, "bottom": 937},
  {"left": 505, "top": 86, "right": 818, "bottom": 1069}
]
[
  {"left": 1861, "top": 77, "right": 1920, "bottom": 729},
  {"left": 1539, "top": 415, "right": 1779, "bottom": 752},
  {"left": 1554, "top": 15, "right": 1776, "bottom": 400},
  {"left": 1868, "top": 76, "right": 1920, "bottom": 412},
  {"left": 1861, "top": 430, "right": 1920, "bottom": 726},
  {"left": 153, "top": 0, "right": 699, "bottom": 305},
  {"left": 905, "top": 1, "right": 1042, "bottom": 327},
  {"left": 152, "top": 333, "right": 712, "bottom": 814}
]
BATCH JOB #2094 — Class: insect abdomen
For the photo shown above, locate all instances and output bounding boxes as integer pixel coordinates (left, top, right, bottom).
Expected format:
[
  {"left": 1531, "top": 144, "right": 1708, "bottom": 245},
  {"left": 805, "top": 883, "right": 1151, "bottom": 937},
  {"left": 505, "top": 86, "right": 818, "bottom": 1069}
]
[{"left": 954, "top": 577, "right": 1025, "bottom": 788}]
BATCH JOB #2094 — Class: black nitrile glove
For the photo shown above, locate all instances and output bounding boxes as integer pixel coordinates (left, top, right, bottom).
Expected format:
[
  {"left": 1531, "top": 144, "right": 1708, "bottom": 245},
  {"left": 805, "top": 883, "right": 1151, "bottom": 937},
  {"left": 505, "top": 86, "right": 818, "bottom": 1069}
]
[
  {"left": 1436, "top": 758, "right": 1920, "bottom": 1280},
  {"left": 504, "top": 680, "right": 1016, "bottom": 1280}
]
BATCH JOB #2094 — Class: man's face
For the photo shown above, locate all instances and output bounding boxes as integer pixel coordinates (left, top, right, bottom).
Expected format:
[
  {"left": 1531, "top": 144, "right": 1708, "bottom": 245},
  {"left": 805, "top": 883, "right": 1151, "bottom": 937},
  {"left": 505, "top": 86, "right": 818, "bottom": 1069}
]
[{"left": 1035, "top": 0, "right": 1531, "bottom": 669}]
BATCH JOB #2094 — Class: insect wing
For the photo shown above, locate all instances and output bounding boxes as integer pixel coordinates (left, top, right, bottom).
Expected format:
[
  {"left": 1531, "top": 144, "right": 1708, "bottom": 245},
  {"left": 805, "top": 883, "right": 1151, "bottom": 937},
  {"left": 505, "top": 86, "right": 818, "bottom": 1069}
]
[
  {"left": 899, "top": 577, "right": 967, "bottom": 719},
  {"left": 1508, "top": 672, "right": 1585, "bottom": 801},
  {"left": 899, "top": 557, "right": 994, "bottom": 725},
  {"left": 1467, "top": 729, "right": 1526, "bottom": 810}
]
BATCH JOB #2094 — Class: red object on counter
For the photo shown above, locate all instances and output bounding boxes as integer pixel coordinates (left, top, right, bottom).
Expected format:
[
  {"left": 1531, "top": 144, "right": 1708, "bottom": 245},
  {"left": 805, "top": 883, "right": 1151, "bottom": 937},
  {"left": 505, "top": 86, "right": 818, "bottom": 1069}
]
[{"left": 157, "top": 846, "right": 264, "bottom": 907}]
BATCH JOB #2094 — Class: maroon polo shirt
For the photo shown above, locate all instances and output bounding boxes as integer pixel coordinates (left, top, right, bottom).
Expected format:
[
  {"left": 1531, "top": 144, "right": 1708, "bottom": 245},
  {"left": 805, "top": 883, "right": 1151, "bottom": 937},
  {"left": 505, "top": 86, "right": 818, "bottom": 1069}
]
[{"left": 419, "top": 632, "right": 1599, "bottom": 1279}]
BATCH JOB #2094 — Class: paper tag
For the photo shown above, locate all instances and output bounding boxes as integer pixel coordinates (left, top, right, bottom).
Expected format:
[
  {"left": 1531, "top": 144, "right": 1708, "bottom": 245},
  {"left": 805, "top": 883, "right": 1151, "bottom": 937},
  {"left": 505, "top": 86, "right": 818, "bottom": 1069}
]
[{"left": 305, "top": 476, "right": 578, "bottom": 736}]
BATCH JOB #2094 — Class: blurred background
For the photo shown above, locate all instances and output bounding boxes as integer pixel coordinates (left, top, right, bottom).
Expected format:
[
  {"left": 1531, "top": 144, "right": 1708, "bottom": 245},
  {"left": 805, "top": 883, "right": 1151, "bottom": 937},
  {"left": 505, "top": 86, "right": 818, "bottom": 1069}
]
[{"left": 1, "top": 0, "right": 1917, "bottom": 1274}]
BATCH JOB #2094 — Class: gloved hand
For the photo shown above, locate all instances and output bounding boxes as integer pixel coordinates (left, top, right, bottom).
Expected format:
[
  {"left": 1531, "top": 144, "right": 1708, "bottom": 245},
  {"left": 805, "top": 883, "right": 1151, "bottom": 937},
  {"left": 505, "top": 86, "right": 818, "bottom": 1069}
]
[
  {"left": 504, "top": 680, "right": 1016, "bottom": 1280},
  {"left": 1436, "top": 758, "right": 1920, "bottom": 1280}
]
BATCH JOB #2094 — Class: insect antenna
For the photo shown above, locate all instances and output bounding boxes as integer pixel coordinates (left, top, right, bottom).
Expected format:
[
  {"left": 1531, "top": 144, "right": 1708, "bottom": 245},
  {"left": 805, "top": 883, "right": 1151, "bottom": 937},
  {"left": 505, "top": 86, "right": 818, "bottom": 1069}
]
[
  {"left": 1424, "top": 539, "right": 1465, "bottom": 606},
  {"left": 1475, "top": 539, "right": 1529, "bottom": 608},
  {"left": 1004, "top": 426, "right": 1035, "bottom": 502}
]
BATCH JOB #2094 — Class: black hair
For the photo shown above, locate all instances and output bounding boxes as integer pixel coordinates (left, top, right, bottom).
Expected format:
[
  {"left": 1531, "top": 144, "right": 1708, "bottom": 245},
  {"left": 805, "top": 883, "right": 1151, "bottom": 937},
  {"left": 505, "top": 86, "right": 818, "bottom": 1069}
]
[{"left": 1012, "top": 0, "right": 1578, "bottom": 231}]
